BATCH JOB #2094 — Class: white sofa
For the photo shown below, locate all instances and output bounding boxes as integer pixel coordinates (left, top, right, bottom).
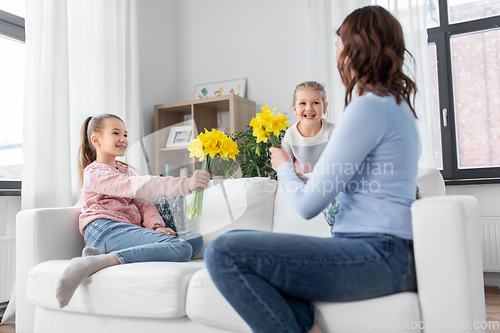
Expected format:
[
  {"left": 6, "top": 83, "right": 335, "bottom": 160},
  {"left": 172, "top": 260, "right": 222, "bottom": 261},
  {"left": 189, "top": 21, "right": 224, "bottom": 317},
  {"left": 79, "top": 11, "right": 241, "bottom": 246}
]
[{"left": 15, "top": 168, "right": 486, "bottom": 333}]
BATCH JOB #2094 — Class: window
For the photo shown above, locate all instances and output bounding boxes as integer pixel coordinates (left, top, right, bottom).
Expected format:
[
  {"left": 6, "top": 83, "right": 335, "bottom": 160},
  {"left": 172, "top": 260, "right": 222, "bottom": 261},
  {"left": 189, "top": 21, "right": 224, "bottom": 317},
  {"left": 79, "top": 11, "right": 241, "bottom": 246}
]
[
  {"left": 427, "top": 0, "right": 500, "bottom": 184},
  {"left": 0, "top": 3, "right": 25, "bottom": 195}
]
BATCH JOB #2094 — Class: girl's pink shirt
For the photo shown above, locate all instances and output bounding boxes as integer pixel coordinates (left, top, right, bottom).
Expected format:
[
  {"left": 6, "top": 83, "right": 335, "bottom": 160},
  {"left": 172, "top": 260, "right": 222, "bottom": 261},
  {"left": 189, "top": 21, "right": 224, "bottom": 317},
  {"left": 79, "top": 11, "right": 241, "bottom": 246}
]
[{"left": 79, "top": 162, "right": 190, "bottom": 235}]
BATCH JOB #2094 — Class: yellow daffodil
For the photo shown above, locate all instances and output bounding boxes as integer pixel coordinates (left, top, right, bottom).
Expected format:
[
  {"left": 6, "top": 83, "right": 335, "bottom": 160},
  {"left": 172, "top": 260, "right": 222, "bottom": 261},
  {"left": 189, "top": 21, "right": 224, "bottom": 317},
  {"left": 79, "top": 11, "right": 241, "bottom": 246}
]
[
  {"left": 219, "top": 137, "right": 234, "bottom": 159},
  {"left": 249, "top": 116, "right": 261, "bottom": 129},
  {"left": 203, "top": 138, "right": 221, "bottom": 158},
  {"left": 228, "top": 141, "right": 239, "bottom": 160},
  {"left": 186, "top": 127, "right": 239, "bottom": 219},
  {"left": 254, "top": 127, "right": 270, "bottom": 143},
  {"left": 188, "top": 138, "right": 204, "bottom": 161},
  {"left": 197, "top": 131, "right": 207, "bottom": 144},
  {"left": 249, "top": 105, "right": 290, "bottom": 147},
  {"left": 210, "top": 128, "right": 226, "bottom": 141},
  {"left": 267, "top": 112, "right": 291, "bottom": 136},
  {"left": 260, "top": 105, "right": 276, "bottom": 115},
  {"left": 276, "top": 113, "right": 291, "bottom": 129},
  {"left": 187, "top": 128, "right": 238, "bottom": 162},
  {"left": 257, "top": 107, "right": 275, "bottom": 125}
]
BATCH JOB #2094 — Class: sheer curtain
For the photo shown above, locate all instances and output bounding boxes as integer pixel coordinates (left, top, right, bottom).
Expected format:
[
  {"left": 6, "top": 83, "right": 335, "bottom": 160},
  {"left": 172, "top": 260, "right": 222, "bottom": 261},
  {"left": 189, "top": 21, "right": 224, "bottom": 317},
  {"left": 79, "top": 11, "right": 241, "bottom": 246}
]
[
  {"left": 67, "top": 0, "right": 147, "bottom": 204},
  {"left": 1, "top": 0, "right": 146, "bottom": 325},
  {"left": 308, "top": 0, "right": 435, "bottom": 167},
  {"left": 22, "top": 0, "right": 146, "bottom": 210},
  {"left": 21, "top": 0, "right": 72, "bottom": 210}
]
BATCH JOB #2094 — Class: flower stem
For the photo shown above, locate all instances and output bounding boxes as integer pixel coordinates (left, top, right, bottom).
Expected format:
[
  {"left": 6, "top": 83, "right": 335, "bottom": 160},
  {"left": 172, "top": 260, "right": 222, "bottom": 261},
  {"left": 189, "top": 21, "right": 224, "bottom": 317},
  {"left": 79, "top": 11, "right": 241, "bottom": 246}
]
[
  {"left": 270, "top": 133, "right": 280, "bottom": 148},
  {"left": 186, "top": 157, "right": 209, "bottom": 219}
]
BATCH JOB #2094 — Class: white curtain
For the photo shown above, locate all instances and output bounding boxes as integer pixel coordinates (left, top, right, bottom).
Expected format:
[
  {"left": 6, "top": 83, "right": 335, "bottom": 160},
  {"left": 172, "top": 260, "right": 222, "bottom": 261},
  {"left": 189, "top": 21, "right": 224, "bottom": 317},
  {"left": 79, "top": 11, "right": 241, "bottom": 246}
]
[
  {"left": 308, "top": 0, "right": 336, "bottom": 122},
  {"left": 67, "top": 0, "right": 147, "bottom": 204},
  {"left": 21, "top": 0, "right": 146, "bottom": 210},
  {"left": 308, "top": 0, "right": 435, "bottom": 167},
  {"left": 21, "top": 0, "right": 72, "bottom": 210},
  {"left": 1, "top": 0, "right": 146, "bottom": 324}
]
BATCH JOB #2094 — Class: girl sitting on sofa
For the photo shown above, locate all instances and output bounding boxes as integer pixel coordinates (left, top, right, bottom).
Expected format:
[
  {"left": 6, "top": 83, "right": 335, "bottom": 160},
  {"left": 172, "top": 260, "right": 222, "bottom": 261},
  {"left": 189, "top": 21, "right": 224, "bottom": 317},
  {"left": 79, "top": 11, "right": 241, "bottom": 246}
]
[
  {"left": 205, "top": 5, "right": 420, "bottom": 333},
  {"left": 55, "top": 114, "right": 210, "bottom": 308}
]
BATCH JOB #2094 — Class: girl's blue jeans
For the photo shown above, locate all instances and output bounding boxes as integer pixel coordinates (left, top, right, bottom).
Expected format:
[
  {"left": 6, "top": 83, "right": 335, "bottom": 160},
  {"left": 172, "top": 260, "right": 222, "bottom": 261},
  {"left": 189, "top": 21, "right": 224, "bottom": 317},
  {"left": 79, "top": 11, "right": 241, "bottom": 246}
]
[
  {"left": 84, "top": 218, "right": 203, "bottom": 264},
  {"left": 205, "top": 230, "right": 417, "bottom": 333}
]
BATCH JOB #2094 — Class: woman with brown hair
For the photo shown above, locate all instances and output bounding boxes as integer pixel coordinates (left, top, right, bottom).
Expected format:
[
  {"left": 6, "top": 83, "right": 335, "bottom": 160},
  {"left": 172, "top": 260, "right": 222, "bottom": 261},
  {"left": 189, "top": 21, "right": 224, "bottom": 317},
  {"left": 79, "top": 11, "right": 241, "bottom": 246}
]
[{"left": 205, "top": 6, "right": 420, "bottom": 333}]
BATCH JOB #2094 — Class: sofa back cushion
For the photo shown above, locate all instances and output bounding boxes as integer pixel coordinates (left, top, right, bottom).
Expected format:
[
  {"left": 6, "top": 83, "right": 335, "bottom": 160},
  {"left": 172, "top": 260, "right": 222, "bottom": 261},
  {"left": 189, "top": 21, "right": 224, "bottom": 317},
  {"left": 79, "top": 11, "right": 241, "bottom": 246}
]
[
  {"left": 272, "top": 182, "right": 332, "bottom": 237},
  {"left": 417, "top": 167, "right": 445, "bottom": 198},
  {"left": 185, "top": 177, "right": 278, "bottom": 258}
]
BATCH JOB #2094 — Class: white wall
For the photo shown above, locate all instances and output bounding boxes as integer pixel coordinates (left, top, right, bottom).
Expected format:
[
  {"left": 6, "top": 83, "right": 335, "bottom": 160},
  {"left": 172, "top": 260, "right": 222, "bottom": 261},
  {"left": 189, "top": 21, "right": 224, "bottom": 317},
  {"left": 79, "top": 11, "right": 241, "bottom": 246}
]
[
  {"left": 136, "top": 0, "right": 179, "bottom": 137},
  {"left": 446, "top": 184, "right": 500, "bottom": 217},
  {"left": 177, "top": 0, "right": 311, "bottom": 122},
  {"left": 127, "top": 0, "right": 179, "bottom": 174}
]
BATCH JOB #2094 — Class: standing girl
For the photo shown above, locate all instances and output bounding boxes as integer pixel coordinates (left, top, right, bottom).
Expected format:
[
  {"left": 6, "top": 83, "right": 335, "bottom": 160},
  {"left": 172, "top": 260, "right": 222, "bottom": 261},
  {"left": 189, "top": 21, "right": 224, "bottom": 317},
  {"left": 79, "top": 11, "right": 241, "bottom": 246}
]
[
  {"left": 56, "top": 114, "right": 210, "bottom": 308},
  {"left": 282, "top": 81, "right": 339, "bottom": 225},
  {"left": 281, "top": 81, "right": 334, "bottom": 181},
  {"left": 205, "top": 6, "right": 420, "bottom": 333}
]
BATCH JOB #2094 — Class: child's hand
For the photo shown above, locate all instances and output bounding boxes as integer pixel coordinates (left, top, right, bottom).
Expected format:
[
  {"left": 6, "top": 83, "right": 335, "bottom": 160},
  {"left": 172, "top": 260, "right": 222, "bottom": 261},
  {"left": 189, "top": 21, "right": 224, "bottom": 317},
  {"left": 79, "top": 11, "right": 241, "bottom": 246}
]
[
  {"left": 155, "top": 227, "right": 176, "bottom": 236},
  {"left": 270, "top": 147, "right": 292, "bottom": 171},
  {"left": 188, "top": 170, "right": 211, "bottom": 192}
]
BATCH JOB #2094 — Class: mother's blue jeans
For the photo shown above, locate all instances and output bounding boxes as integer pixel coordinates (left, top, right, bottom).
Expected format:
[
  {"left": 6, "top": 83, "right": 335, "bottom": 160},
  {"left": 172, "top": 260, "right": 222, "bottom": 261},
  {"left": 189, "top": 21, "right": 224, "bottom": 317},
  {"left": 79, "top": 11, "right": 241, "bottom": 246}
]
[
  {"left": 205, "top": 230, "right": 416, "bottom": 333},
  {"left": 84, "top": 218, "right": 203, "bottom": 264}
]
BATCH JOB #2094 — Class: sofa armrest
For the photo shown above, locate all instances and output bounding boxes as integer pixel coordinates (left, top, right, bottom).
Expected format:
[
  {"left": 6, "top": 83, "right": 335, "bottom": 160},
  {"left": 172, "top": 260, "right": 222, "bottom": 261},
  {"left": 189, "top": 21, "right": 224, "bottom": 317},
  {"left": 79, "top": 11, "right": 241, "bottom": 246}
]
[
  {"left": 16, "top": 207, "right": 82, "bottom": 333},
  {"left": 412, "top": 195, "right": 485, "bottom": 333}
]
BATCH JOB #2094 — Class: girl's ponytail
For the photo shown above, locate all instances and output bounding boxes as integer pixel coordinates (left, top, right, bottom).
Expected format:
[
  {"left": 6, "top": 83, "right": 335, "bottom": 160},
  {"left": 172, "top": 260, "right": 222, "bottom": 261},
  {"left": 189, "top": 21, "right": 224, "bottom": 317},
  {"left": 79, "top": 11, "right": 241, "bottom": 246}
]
[
  {"left": 77, "top": 113, "right": 129, "bottom": 192},
  {"left": 78, "top": 116, "right": 96, "bottom": 190}
]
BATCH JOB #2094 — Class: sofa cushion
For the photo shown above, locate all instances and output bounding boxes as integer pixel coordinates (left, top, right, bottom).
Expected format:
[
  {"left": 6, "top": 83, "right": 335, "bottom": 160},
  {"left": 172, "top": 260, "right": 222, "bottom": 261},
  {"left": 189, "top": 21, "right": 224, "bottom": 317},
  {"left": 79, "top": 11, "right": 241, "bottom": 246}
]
[
  {"left": 27, "top": 259, "right": 206, "bottom": 318},
  {"left": 186, "top": 268, "right": 421, "bottom": 333},
  {"left": 186, "top": 269, "right": 251, "bottom": 332},
  {"left": 273, "top": 181, "right": 332, "bottom": 237},
  {"left": 185, "top": 177, "right": 278, "bottom": 259}
]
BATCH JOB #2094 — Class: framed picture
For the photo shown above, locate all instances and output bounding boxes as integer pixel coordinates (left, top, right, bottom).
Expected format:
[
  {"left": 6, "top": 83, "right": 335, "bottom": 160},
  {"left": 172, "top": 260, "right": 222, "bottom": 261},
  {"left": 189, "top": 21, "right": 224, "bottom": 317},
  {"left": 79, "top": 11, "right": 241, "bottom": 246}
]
[
  {"left": 166, "top": 125, "right": 193, "bottom": 148},
  {"left": 194, "top": 77, "right": 247, "bottom": 99}
]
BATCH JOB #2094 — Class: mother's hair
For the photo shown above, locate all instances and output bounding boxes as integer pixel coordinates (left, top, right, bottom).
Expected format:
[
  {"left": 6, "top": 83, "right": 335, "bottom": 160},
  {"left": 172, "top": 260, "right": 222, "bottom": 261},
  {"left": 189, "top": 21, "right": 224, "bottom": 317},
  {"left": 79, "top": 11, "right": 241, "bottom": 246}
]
[{"left": 336, "top": 5, "right": 417, "bottom": 117}]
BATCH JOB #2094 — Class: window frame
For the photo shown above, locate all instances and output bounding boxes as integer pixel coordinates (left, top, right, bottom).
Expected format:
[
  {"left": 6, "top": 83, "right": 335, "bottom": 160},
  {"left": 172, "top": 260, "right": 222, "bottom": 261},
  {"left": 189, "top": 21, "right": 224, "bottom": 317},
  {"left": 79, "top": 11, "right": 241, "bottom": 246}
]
[
  {"left": 0, "top": 9, "right": 24, "bottom": 42},
  {"left": 427, "top": 0, "right": 500, "bottom": 185},
  {"left": 0, "top": 8, "right": 25, "bottom": 196}
]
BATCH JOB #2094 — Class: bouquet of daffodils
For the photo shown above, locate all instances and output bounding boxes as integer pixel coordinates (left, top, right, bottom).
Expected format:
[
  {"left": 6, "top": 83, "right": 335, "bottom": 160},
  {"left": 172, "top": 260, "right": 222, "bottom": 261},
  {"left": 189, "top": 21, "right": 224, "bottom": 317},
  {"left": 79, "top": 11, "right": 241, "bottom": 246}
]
[
  {"left": 186, "top": 128, "right": 239, "bottom": 219},
  {"left": 250, "top": 105, "right": 290, "bottom": 150}
]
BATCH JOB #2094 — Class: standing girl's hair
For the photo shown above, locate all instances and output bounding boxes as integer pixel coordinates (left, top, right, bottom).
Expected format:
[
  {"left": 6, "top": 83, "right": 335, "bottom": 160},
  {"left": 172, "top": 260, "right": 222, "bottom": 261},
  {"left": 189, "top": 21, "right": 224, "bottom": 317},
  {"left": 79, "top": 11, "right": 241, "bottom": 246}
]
[
  {"left": 292, "top": 81, "right": 328, "bottom": 113},
  {"left": 336, "top": 5, "right": 417, "bottom": 117},
  {"left": 77, "top": 114, "right": 130, "bottom": 190}
]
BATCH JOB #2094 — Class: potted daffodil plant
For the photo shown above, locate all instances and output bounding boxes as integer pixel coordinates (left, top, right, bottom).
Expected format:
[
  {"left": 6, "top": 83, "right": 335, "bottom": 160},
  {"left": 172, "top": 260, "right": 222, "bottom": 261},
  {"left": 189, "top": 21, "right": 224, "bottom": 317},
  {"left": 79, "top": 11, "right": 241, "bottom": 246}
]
[{"left": 231, "top": 105, "right": 290, "bottom": 180}]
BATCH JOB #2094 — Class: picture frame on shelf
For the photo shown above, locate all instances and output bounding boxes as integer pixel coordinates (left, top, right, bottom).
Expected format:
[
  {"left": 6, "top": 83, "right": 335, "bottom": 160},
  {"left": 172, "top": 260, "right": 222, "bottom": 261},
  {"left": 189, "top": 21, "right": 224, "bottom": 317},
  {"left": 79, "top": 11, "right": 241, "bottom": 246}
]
[
  {"left": 194, "top": 77, "right": 247, "bottom": 99},
  {"left": 166, "top": 125, "right": 193, "bottom": 148}
]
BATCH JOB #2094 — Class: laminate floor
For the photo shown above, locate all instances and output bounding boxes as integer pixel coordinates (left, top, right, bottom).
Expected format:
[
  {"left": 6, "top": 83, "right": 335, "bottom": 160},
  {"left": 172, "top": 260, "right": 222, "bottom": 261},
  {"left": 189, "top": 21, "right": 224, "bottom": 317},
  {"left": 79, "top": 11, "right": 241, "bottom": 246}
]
[{"left": 485, "top": 286, "right": 500, "bottom": 332}]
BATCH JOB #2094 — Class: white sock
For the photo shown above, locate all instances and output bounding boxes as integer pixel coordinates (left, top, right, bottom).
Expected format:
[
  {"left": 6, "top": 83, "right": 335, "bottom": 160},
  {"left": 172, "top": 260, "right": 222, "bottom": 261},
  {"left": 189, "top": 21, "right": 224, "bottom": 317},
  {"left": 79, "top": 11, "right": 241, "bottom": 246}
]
[
  {"left": 56, "top": 255, "right": 110, "bottom": 308},
  {"left": 82, "top": 247, "right": 101, "bottom": 257}
]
